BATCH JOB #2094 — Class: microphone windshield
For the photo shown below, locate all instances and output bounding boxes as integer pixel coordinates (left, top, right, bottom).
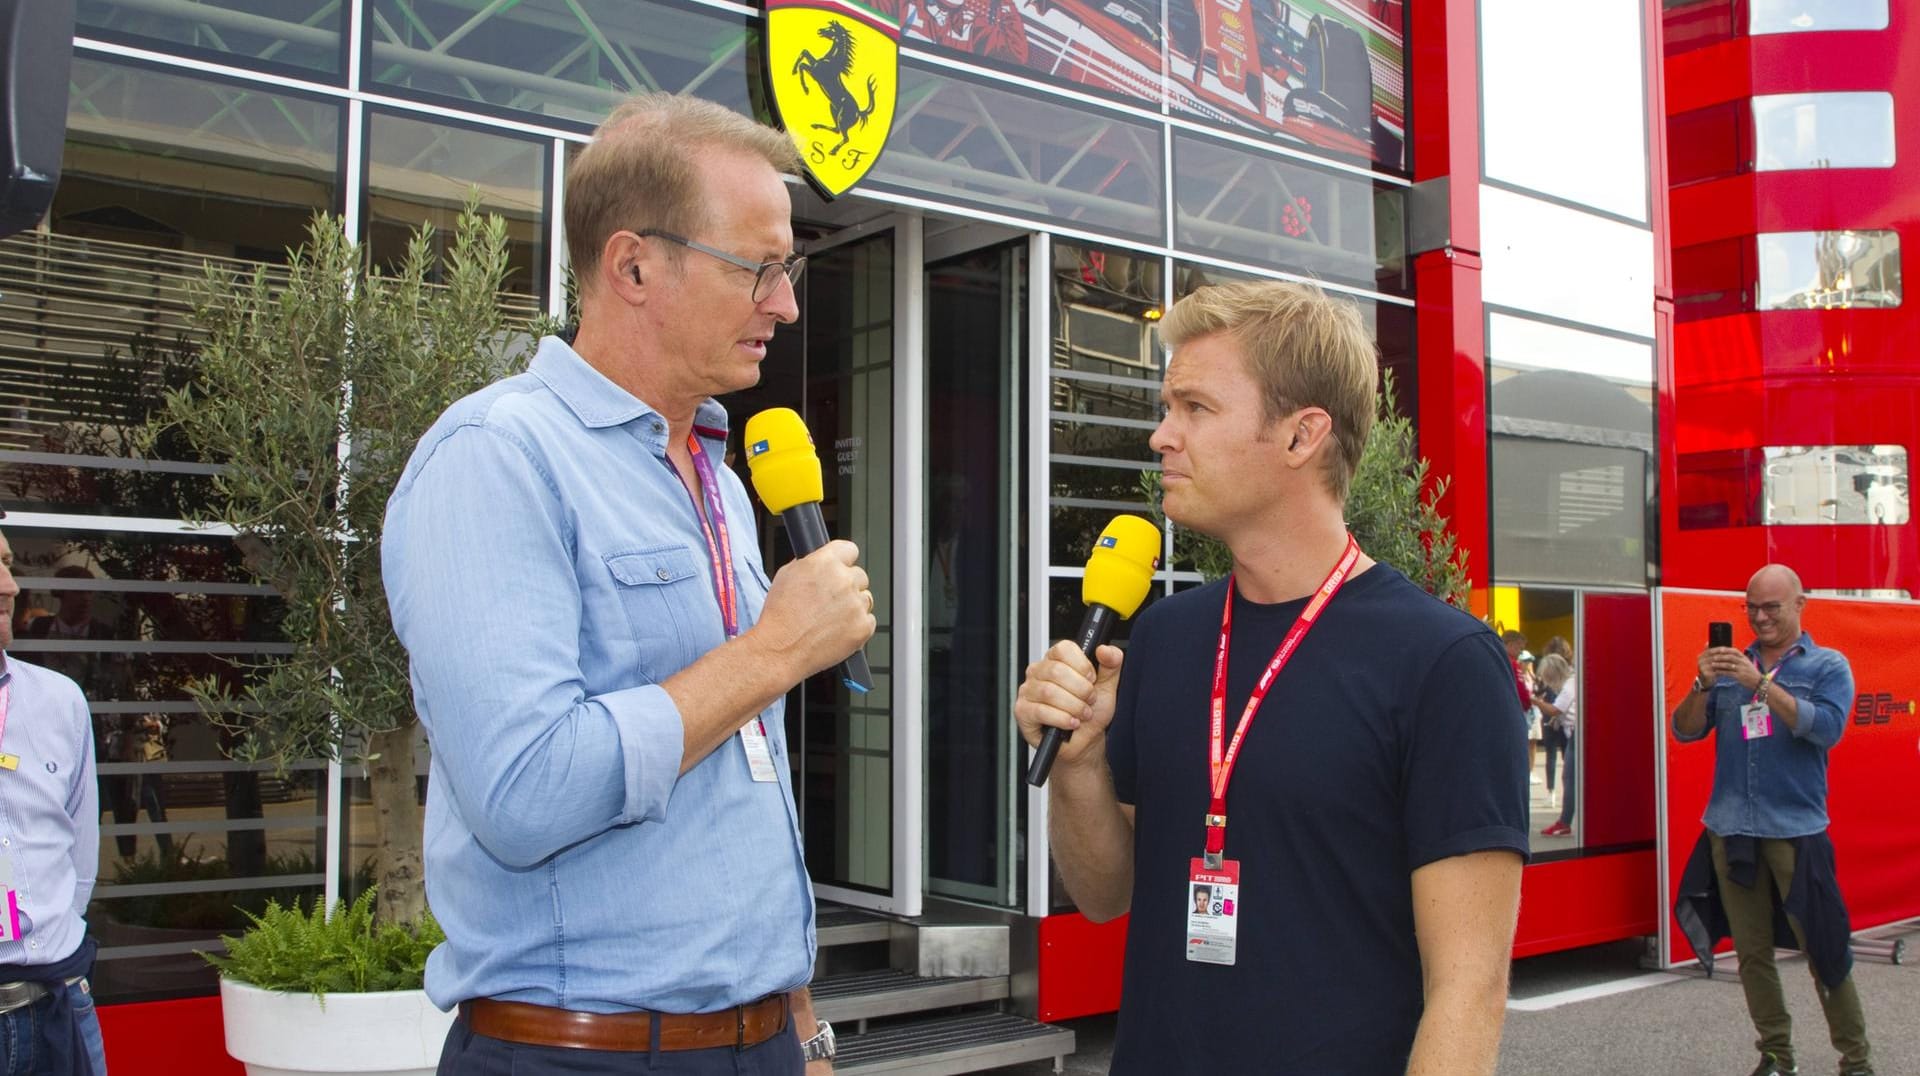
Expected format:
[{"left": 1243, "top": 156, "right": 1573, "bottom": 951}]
[
  {"left": 743, "top": 407, "right": 824, "bottom": 513},
  {"left": 1083, "top": 514, "right": 1161, "bottom": 618}
]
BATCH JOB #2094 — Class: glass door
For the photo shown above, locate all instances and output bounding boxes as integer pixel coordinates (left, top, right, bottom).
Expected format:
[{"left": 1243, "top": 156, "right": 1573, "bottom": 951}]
[
  {"left": 730, "top": 218, "right": 916, "bottom": 915},
  {"left": 923, "top": 239, "right": 1027, "bottom": 907}
]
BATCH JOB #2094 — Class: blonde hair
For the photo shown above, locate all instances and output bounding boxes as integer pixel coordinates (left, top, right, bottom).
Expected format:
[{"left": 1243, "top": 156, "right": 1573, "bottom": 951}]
[
  {"left": 1536, "top": 654, "right": 1574, "bottom": 693},
  {"left": 564, "top": 93, "right": 800, "bottom": 285},
  {"left": 1161, "top": 281, "right": 1378, "bottom": 501}
]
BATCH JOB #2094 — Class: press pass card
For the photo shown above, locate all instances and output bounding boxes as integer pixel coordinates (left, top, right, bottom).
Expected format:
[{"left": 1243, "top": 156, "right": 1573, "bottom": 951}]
[{"left": 1186, "top": 858, "right": 1241, "bottom": 965}]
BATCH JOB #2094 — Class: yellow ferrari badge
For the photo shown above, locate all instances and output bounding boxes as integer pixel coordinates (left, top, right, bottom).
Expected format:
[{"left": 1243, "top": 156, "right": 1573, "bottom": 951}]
[{"left": 762, "top": 0, "right": 900, "bottom": 199}]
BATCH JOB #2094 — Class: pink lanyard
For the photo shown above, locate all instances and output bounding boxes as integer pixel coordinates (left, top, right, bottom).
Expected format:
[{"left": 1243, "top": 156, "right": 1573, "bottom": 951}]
[
  {"left": 1204, "top": 536, "right": 1361, "bottom": 866},
  {"left": 680, "top": 434, "right": 741, "bottom": 638},
  {"left": 1749, "top": 644, "right": 1802, "bottom": 704}
]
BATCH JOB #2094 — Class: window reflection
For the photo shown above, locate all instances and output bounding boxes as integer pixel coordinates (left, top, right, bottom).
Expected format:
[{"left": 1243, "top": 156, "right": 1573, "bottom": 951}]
[
  {"left": 1487, "top": 314, "right": 1654, "bottom": 588},
  {"left": 1762, "top": 445, "right": 1909, "bottom": 525},
  {"left": 1048, "top": 242, "right": 1165, "bottom": 611},
  {"left": 1753, "top": 92, "right": 1895, "bottom": 172},
  {"left": 1172, "top": 131, "right": 1408, "bottom": 295},
  {"left": 78, "top": 0, "right": 345, "bottom": 77},
  {"left": 1489, "top": 588, "right": 1579, "bottom": 849},
  {"left": 364, "top": 112, "right": 547, "bottom": 303},
  {"left": 1757, "top": 230, "right": 1901, "bottom": 310},
  {"left": 873, "top": 64, "right": 1163, "bottom": 243},
  {"left": 3, "top": 526, "right": 315, "bottom": 1001},
  {"left": 1750, "top": 0, "right": 1889, "bottom": 34},
  {"left": 365, "top": 0, "right": 754, "bottom": 126}
]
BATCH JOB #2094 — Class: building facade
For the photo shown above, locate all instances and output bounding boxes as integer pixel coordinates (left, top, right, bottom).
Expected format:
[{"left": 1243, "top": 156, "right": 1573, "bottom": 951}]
[{"left": 0, "top": 1, "right": 1674, "bottom": 1069}]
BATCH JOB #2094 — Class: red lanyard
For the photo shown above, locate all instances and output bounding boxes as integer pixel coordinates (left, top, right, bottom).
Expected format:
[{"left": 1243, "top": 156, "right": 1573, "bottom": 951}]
[
  {"left": 681, "top": 434, "right": 741, "bottom": 638},
  {"left": 1205, "top": 535, "right": 1361, "bottom": 867}
]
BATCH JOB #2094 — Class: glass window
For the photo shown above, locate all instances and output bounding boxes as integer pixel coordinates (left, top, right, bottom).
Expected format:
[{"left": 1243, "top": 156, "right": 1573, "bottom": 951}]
[
  {"left": 1757, "top": 230, "right": 1901, "bottom": 310},
  {"left": 1166, "top": 0, "right": 1410, "bottom": 173},
  {"left": 1753, "top": 92, "right": 1895, "bottom": 172},
  {"left": 1172, "top": 261, "right": 1417, "bottom": 421},
  {"left": 5, "top": 60, "right": 338, "bottom": 463},
  {"left": 1047, "top": 241, "right": 1169, "bottom": 589},
  {"left": 1762, "top": 445, "right": 1909, "bottom": 524},
  {"left": 1664, "top": 0, "right": 1740, "bottom": 54},
  {"left": 364, "top": 112, "right": 548, "bottom": 306},
  {"left": 1667, "top": 101, "right": 1749, "bottom": 186},
  {"left": 365, "top": 0, "right": 754, "bottom": 127},
  {"left": 1750, "top": 0, "right": 1889, "bottom": 34},
  {"left": 1672, "top": 237, "right": 1753, "bottom": 321},
  {"left": 4, "top": 526, "right": 319, "bottom": 1002},
  {"left": 1173, "top": 131, "right": 1409, "bottom": 295},
  {"left": 871, "top": 63, "right": 1163, "bottom": 243},
  {"left": 1487, "top": 314, "right": 1655, "bottom": 587},
  {"left": 77, "top": 0, "right": 345, "bottom": 78}
]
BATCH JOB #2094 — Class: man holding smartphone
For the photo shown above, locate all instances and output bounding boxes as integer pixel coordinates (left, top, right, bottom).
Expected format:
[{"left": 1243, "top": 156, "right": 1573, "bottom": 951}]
[{"left": 1671, "top": 564, "right": 1874, "bottom": 1076}]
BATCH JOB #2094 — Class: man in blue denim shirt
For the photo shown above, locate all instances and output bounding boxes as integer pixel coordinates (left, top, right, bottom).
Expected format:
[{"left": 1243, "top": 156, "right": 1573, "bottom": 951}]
[
  {"left": 383, "top": 94, "right": 874, "bottom": 1076},
  {"left": 1672, "top": 565, "right": 1874, "bottom": 1076}
]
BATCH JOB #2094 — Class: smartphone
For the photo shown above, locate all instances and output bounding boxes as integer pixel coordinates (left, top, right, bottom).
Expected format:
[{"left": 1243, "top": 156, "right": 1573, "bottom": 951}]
[{"left": 1708, "top": 621, "right": 1733, "bottom": 650}]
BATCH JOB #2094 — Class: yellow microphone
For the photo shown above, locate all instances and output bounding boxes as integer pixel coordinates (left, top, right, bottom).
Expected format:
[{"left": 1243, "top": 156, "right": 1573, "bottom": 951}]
[
  {"left": 743, "top": 407, "right": 872, "bottom": 693},
  {"left": 1027, "top": 514, "right": 1161, "bottom": 786}
]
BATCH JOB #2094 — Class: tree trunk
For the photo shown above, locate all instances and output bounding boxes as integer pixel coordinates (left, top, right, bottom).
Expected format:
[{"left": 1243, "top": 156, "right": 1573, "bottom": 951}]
[{"left": 367, "top": 721, "right": 425, "bottom": 926}]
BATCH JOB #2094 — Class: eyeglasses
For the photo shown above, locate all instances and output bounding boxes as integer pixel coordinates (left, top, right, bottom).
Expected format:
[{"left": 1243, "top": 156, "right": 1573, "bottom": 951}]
[
  {"left": 636, "top": 230, "right": 806, "bottom": 304},
  {"left": 1744, "top": 601, "right": 1789, "bottom": 617}
]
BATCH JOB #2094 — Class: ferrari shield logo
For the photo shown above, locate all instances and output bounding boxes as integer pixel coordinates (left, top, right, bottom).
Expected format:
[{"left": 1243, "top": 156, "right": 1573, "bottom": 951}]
[{"left": 763, "top": 0, "right": 899, "bottom": 199}]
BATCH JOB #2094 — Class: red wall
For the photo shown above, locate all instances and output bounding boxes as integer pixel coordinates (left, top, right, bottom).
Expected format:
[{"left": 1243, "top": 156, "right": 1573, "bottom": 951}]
[
  {"left": 1658, "top": 590, "right": 1920, "bottom": 964},
  {"left": 98, "top": 996, "right": 240, "bottom": 1076},
  {"left": 1663, "top": 6, "right": 1920, "bottom": 595}
]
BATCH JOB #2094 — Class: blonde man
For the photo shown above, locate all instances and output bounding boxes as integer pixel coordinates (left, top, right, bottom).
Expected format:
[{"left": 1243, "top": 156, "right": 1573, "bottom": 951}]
[
  {"left": 1016, "top": 281, "right": 1528, "bottom": 1074},
  {"left": 385, "top": 94, "right": 872, "bottom": 1075}
]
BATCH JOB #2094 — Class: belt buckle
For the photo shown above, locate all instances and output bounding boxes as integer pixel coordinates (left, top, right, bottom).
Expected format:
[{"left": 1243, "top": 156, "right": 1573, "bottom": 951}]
[{"left": 734, "top": 1002, "right": 748, "bottom": 1051}]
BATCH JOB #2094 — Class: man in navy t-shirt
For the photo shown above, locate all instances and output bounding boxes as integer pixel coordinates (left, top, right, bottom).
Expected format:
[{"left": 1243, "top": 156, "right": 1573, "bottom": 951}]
[{"left": 1015, "top": 281, "right": 1529, "bottom": 1075}]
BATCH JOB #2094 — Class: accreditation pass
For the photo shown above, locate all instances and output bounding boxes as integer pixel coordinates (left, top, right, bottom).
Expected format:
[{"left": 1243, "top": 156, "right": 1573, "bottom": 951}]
[{"left": 1186, "top": 857, "right": 1241, "bottom": 965}]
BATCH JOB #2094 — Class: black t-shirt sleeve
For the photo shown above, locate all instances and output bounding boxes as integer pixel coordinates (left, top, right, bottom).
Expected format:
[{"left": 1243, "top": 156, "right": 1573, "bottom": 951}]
[
  {"left": 1105, "top": 606, "right": 1151, "bottom": 807},
  {"left": 1401, "top": 630, "right": 1532, "bottom": 869}
]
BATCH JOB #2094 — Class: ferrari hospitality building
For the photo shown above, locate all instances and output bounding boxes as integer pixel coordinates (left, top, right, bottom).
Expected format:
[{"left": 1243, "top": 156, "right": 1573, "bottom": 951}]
[{"left": 2, "top": 1, "right": 1916, "bottom": 1072}]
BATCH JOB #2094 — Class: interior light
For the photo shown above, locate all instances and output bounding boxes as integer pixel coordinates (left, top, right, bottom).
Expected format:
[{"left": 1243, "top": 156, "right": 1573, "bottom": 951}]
[{"left": 1143, "top": 308, "right": 1163, "bottom": 321}]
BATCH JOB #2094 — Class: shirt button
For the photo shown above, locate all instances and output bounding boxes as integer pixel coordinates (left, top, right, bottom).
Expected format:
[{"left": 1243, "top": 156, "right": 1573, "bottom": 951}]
[
  {"left": 656, "top": 569, "right": 671, "bottom": 581},
  {"left": 652, "top": 421, "right": 664, "bottom": 434}
]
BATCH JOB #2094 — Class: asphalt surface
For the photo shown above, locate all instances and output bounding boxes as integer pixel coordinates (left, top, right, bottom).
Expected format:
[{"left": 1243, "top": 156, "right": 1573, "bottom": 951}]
[{"left": 990, "top": 922, "right": 1918, "bottom": 1074}]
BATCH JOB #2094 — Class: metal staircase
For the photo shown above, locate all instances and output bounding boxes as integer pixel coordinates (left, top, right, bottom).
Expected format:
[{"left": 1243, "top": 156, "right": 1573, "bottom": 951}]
[{"left": 813, "top": 905, "right": 1074, "bottom": 1075}]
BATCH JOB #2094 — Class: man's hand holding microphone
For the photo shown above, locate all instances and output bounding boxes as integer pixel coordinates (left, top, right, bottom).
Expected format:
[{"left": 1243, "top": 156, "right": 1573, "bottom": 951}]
[{"left": 1018, "top": 515, "right": 1161, "bottom": 785}]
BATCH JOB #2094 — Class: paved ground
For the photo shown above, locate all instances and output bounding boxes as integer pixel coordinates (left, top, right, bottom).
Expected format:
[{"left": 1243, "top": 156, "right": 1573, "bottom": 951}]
[{"left": 990, "top": 921, "right": 1917, "bottom": 1074}]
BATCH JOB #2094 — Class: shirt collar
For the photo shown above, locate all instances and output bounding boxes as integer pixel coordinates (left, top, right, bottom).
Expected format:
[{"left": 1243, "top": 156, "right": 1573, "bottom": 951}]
[
  {"left": 1746, "top": 631, "right": 1815, "bottom": 661},
  {"left": 529, "top": 336, "right": 732, "bottom": 449}
]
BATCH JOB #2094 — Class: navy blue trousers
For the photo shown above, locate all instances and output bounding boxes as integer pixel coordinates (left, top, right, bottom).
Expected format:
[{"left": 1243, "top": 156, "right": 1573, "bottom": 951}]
[{"left": 436, "top": 1012, "right": 804, "bottom": 1075}]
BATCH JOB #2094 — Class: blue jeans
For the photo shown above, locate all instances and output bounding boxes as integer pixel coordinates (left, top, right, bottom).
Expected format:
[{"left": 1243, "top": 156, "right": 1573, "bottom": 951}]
[
  {"left": 1, "top": 979, "right": 108, "bottom": 1075},
  {"left": 1555, "top": 738, "right": 1577, "bottom": 827},
  {"left": 1541, "top": 726, "right": 1568, "bottom": 794}
]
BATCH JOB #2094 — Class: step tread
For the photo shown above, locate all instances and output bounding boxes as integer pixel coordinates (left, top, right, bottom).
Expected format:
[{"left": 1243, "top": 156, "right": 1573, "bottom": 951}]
[
  {"left": 817, "top": 906, "right": 892, "bottom": 947},
  {"left": 836, "top": 1012, "right": 1074, "bottom": 1075},
  {"left": 811, "top": 969, "right": 1008, "bottom": 1023}
]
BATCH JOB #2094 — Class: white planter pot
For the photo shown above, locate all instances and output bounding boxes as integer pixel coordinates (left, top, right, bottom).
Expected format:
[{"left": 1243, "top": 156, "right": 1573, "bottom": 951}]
[{"left": 220, "top": 978, "right": 457, "bottom": 1076}]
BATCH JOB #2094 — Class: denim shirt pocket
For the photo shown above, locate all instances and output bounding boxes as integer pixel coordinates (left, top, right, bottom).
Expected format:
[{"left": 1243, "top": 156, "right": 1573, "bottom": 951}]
[{"left": 604, "top": 546, "right": 705, "bottom": 668}]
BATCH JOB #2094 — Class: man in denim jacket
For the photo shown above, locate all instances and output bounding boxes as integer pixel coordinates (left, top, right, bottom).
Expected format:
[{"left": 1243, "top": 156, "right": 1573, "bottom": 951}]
[{"left": 1672, "top": 565, "right": 1874, "bottom": 1076}]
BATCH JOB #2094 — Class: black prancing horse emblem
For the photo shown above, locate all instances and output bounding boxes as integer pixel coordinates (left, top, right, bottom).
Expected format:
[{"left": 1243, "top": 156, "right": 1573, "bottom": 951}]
[{"left": 791, "top": 20, "right": 878, "bottom": 156}]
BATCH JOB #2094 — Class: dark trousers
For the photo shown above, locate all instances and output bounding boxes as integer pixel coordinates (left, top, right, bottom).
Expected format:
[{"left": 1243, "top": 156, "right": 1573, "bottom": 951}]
[
  {"left": 1541, "top": 726, "right": 1568, "bottom": 794},
  {"left": 436, "top": 1012, "right": 805, "bottom": 1075},
  {"left": 1710, "top": 833, "right": 1871, "bottom": 1070},
  {"left": 104, "top": 775, "right": 170, "bottom": 859}
]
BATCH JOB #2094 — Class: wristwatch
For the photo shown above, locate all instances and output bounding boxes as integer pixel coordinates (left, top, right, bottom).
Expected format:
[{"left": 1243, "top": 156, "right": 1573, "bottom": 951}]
[{"left": 800, "top": 1019, "right": 836, "bottom": 1062}]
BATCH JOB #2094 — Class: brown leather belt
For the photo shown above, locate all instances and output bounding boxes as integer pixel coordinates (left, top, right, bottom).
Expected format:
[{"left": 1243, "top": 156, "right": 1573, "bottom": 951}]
[{"left": 463, "top": 994, "right": 788, "bottom": 1052}]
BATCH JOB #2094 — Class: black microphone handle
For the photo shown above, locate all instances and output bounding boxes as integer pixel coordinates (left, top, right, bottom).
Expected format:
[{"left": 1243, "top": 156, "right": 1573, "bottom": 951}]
[
  {"left": 778, "top": 502, "right": 875, "bottom": 694},
  {"left": 1026, "top": 602, "right": 1121, "bottom": 787}
]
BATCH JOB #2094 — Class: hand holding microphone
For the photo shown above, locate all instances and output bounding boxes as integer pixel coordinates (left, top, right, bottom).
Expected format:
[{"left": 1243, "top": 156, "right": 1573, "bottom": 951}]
[
  {"left": 1020, "top": 514, "right": 1161, "bottom": 787},
  {"left": 743, "top": 407, "right": 876, "bottom": 693}
]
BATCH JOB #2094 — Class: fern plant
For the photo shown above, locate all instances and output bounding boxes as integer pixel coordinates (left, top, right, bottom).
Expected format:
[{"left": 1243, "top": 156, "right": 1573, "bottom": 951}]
[{"left": 204, "top": 888, "right": 444, "bottom": 1000}]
